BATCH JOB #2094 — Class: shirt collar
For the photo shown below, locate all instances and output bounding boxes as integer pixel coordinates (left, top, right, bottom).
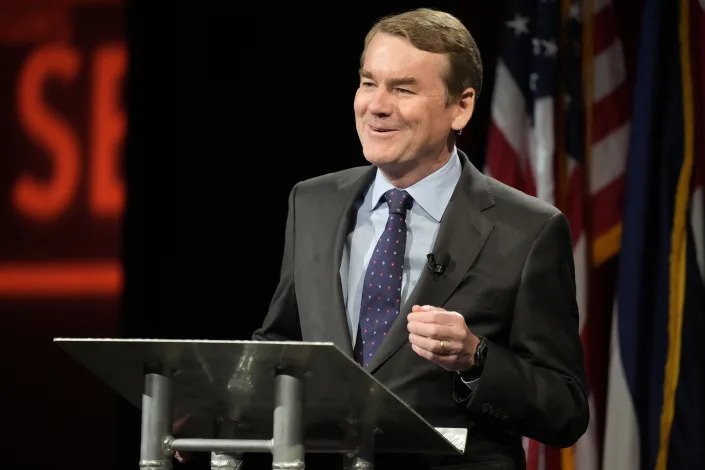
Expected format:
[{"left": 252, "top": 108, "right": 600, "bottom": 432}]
[{"left": 368, "top": 147, "right": 461, "bottom": 222}]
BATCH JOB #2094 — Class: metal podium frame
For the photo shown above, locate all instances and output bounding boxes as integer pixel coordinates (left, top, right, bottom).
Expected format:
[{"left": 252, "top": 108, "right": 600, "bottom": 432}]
[{"left": 55, "top": 338, "right": 466, "bottom": 470}]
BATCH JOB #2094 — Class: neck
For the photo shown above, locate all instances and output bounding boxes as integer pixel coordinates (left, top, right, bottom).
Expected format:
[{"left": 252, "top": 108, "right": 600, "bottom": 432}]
[{"left": 380, "top": 147, "right": 454, "bottom": 189}]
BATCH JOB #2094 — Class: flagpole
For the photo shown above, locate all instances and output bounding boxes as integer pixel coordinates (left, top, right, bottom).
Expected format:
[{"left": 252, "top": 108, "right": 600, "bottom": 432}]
[
  {"left": 559, "top": 2, "right": 579, "bottom": 469},
  {"left": 555, "top": 0, "right": 570, "bottom": 215}
]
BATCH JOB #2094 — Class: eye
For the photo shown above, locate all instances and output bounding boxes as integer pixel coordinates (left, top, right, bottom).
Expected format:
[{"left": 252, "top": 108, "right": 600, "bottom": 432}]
[
  {"left": 360, "top": 80, "right": 376, "bottom": 88},
  {"left": 394, "top": 87, "right": 413, "bottom": 95}
]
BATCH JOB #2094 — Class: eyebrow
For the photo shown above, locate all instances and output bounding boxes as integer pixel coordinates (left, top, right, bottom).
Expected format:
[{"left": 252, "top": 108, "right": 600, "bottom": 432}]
[{"left": 359, "top": 69, "right": 418, "bottom": 87}]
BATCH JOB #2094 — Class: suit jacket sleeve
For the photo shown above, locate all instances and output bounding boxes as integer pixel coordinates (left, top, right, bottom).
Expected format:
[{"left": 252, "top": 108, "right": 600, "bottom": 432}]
[
  {"left": 252, "top": 183, "right": 302, "bottom": 341},
  {"left": 464, "top": 211, "right": 589, "bottom": 447}
]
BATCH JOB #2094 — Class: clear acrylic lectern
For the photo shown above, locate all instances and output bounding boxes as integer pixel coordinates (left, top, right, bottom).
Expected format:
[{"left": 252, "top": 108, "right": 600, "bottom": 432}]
[{"left": 55, "top": 339, "right": 466, "bottom": 470}]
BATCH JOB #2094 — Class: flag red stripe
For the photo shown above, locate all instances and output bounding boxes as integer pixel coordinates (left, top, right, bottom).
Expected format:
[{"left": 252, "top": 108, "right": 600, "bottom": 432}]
[
  {"left": 591, "top": 81, "right": 630, "bottom": 143},
  {"left": 485, "top": 122, "right": 537, "bottom": 196},
  {"left": 545, "top": 446, "right": 563, "bottom": 470},
  {"left": 527, "top": 439, "right": 540, "bottom": 470},
  {"left": 593, "top": 3, "right": 618, "bottom": 56}
]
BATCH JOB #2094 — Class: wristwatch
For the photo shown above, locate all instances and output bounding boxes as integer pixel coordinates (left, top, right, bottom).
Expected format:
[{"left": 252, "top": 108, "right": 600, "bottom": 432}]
[{"left": 458, "top": 336, "right": 488, "bottom": 382}]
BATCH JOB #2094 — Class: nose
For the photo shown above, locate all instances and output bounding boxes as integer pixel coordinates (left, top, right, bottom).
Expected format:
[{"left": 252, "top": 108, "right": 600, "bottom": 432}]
[{"left": 367, "top": 88, "right": 394, "bottom": 116}]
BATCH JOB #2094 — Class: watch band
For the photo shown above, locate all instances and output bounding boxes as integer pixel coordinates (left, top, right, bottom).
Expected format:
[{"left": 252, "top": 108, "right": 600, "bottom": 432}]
[{"left": 458, "top": 336, "right": 487, "bottom": 381}]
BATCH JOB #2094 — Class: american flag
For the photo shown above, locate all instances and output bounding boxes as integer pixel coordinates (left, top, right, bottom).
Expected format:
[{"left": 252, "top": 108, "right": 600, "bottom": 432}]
[{"left": 484, "top": 0, "right": 629, "bottom": 469}]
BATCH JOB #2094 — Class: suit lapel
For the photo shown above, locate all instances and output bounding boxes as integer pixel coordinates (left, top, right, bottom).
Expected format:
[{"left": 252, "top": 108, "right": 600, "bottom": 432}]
[
  {"left": 367, "top": 155, "right": 496, "bottom": 373},
  {"left": 321, "top": 166, "right": 377, "bottom": 358}
]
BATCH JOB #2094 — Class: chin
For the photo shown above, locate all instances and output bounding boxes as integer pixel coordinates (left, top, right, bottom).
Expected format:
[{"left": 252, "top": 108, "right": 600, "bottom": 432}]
[
  {"left": 362, "top": 151, "right": 397, "bottom": 166},
  {"left": 362, "top": 145, "right": 400, "bottom": 165}
]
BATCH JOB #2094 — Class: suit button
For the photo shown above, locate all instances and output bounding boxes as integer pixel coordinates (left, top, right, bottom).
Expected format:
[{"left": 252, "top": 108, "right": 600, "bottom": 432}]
[
  {"left": 481, "top": 403, "right": 490, "bottom": 413},
  {"left": 501, "top": 414, "right": 508, "bottom": 421}
]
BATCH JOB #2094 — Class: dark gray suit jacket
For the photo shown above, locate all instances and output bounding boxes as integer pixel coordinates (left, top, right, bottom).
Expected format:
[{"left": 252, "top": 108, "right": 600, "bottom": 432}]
[{"left": 253, "top": 151, "right": 589, "bottom": 470}]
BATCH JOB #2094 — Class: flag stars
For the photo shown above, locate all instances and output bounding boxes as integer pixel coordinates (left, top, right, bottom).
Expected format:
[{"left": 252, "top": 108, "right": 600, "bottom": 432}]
[
  {"left": 532, "top": 37, "right": 558, "bottom": 58},
  {"left": 530, "top": 73, "right": 539, "bottom": 92},
  {"left": 506, "top": 13, "right": 530, "bottom": 36},
  {"left": 542, "top": 39, "right": 558, "bottom": 57}
]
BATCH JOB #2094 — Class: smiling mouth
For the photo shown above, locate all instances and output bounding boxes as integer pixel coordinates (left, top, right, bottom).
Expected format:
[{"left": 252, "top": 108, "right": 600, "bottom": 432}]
[{"left": 370, "top": 125, "right": 398, "bottom": 133}]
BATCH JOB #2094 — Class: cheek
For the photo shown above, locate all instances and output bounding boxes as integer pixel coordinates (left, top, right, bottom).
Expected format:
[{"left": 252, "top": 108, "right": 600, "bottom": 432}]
[{"left": 353, "top": 93, "right": 367, "bottom": 116}]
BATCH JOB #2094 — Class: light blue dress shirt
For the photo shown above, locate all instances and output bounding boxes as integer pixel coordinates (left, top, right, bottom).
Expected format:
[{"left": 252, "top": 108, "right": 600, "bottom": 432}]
[{"left": 340, "top": 147, "right": 461, "bottom": 345}]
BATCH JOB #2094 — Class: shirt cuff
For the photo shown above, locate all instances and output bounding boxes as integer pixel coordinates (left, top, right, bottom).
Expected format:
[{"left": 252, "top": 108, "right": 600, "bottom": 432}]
[{"left": 460, "top": 375, "right": 481, "bottom": 391}]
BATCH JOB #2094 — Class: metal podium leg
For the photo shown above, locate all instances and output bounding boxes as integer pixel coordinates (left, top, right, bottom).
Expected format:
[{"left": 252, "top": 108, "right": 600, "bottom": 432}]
[
  {"left": 211, "top": 418, "right": 244, "bottom": 469},
  {"left": 343, "top": 458, "right": 373, "bottom": 470},
  {"left": 272, "top": 370, "right": 305, "bottom": 469},
  {"left": 139, "top": 371, "right": 173, "bottom": 469},
  {"left": 343, "top": 425, "right": 374, "bottom": 470},
  {"left": 211, "top": 451, "right": 243, "bottom": 469}
]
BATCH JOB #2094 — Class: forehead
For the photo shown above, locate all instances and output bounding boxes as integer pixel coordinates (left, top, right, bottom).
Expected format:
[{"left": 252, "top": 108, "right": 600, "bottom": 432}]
[{"left": 362, "top": 33, "right": 448, "bottom": 82}]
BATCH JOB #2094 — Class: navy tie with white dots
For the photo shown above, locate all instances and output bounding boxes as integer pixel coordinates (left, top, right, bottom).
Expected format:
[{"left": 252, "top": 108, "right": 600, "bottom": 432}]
[{"left": 354, "top": 189, "right": 413, "bottom": 367}]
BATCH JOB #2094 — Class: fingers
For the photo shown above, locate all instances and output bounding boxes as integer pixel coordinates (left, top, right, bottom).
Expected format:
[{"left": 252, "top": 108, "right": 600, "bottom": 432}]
[
  {"left": 408, "top": 333, "right": 456, "bottom": 355},
  {"left": 407, "top": 305, "right": 466, "bottom": 343},
  {"left": 407, "top": 304, "right": 475, "bottom": 371},
  {"left": 407, "top": 320, "right": 456, "bottom": 341},
  {"left": 408, "top": 305, "right": 462, "bottom": 325},
  {"left": 410, "top": 343, "right": 459, "bottom": 370}
]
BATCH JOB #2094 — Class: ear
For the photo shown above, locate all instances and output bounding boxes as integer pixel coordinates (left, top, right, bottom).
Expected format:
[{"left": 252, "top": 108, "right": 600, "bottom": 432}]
[{"left": 451, "top": 87, "right": 476, "bottom": 133}]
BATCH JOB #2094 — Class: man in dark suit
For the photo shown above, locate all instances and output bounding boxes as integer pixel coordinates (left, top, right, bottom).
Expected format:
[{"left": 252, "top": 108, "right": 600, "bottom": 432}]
[{"left": 253, "top": 8, "right": 588, "bottom": 470}]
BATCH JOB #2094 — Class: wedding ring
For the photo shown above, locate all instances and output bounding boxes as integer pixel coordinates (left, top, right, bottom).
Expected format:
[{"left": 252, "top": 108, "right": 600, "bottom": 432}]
[{"left": 439, "top": 340, "right": 445, "bottom": 353}]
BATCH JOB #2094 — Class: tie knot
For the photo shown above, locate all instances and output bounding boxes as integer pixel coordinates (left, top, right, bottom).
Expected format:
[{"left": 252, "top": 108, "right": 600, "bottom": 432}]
[{"left": 383, "top": 189, "right": 413, "bottom": 215}]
